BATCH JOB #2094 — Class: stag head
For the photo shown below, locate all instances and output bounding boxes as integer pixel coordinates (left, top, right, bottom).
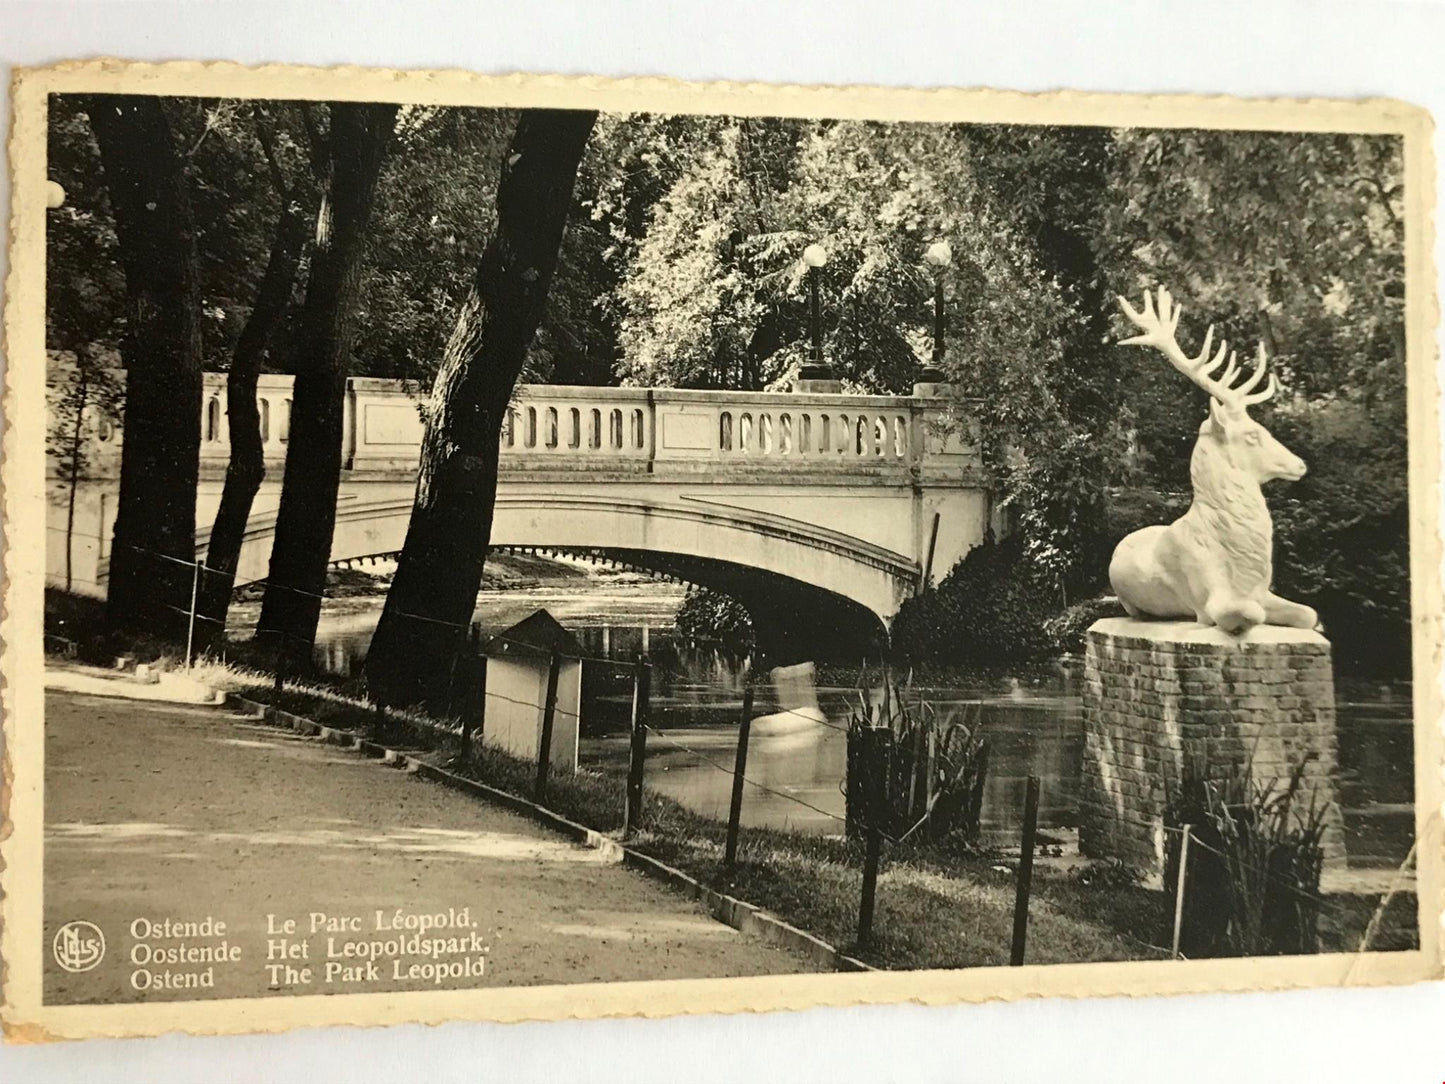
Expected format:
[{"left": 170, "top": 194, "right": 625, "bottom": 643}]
[{"left": 1118, "top": 287, "right": 1305, "bottom": 484}]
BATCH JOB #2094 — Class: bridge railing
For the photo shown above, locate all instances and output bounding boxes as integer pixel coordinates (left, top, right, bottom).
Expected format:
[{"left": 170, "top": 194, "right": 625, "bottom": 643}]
[
  {"left": 91, "top": 372, "right": 974, "bottom": 477},
  {"left": 500, "top": 386, "right": 653, "bottom": 463},
  {"left": 652, "top": 389, "right": 920, "bottom": 466}
]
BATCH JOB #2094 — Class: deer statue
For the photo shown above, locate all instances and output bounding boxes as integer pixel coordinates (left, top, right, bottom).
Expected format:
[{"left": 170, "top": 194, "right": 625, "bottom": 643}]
[{"left": 1108, "top": 287, "right": 1319, "bottom": 635}]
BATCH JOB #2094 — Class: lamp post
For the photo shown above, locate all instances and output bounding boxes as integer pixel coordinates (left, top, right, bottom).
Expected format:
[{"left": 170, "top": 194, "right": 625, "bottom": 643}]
[
  {"left": 921, "top": 239, "right": 951, "bottom": 387},
  {"left": 796, "top": 242, "right": 838, "bottom": 390}
]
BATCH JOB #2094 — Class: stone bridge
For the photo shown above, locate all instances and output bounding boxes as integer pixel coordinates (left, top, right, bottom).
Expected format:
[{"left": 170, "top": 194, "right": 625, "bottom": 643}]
[{"left": 52, "top": 373, "right": 994, "bottom": 637}]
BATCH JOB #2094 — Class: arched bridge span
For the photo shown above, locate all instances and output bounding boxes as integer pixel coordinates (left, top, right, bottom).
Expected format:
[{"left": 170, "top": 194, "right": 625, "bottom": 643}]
[{"left": 52, "top": 375, "right": 995, "bottom": 629}]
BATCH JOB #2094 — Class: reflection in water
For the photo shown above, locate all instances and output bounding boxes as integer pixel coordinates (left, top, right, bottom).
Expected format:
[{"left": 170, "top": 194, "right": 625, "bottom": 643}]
[{"left": 280, "top": 586, "right": 1414, "bottom": 867}]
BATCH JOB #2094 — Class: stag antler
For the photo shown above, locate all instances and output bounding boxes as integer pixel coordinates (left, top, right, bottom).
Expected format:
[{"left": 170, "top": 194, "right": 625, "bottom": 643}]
[{"left": 1117, "top": 287, "right": 1278, "bottom": 412}]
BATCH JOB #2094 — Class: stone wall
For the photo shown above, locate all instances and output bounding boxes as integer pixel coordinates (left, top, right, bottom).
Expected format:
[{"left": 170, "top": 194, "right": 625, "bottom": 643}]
[{"left": 1081, "top": 617, "right": 1345, "bottom": 886}]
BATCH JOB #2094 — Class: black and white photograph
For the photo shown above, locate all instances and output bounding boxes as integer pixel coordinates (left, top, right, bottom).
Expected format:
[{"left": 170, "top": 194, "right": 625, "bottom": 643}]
[{"left": 2, "top": 59, "right": 1440, "bottom": 1042}]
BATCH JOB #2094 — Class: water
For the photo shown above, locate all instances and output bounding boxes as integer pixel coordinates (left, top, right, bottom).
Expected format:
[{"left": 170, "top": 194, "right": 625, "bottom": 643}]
[{"left": 247, "top": 564, "right": 1415, "bottom": 868}]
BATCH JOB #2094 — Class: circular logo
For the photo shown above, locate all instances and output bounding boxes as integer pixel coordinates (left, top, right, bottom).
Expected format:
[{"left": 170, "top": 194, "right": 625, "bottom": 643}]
[{"left": 53, "top": 921, "right": 105, "bottom": 973}]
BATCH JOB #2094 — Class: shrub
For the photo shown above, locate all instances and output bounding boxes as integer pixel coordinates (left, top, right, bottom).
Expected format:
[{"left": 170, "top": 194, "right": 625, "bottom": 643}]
[
  {"left": 843, "top": 667, "right": 990, "bottom": 849},
  {"left": 1041, "top": 595, "right": 1128, "bottom": 655},
  {"left": 673, "top": 586, "right": 755, "bottom": 652},
  {"left": 891, "top": 534, "right": 1063, "bottom": 666},
  {"left": 1165, "top": 755, "right": 1329, "bottom": 958}
]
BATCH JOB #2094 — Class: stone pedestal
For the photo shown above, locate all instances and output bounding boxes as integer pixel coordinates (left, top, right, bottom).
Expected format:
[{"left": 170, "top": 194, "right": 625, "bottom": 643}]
[
  {"left": 794, "top": 377, "right": 844, "bottom": 394},
  {"left": 1080, "top": 617, "right": 1345, "bottom": 886},
  {"left": 911, "top": 378, "right": 953, "bottom": 398}
]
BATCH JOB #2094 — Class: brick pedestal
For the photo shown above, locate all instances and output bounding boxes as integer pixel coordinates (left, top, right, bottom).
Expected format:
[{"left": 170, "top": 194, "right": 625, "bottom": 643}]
[{"left": 1080, "top": 617, "right": 1345, "bottom": 886}]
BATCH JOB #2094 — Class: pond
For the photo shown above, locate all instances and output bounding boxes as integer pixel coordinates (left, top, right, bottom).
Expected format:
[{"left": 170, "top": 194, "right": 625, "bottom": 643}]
[{"left": 246, "top": 563, "right": 1414, "bottom": 870}]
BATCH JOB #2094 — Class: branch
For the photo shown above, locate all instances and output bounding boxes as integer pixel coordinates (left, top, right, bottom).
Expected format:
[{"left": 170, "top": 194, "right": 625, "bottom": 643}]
[
  {"left": 186, "top": 107, "right": 220, "bottom": 159},
  {"left": 249, "top": 102, "right": 290, "bottom": 198},
  {"left": 298, "top": 101, "right": 329, "bottom": 180},
  {"left": 1349, "top": 175, "right": 1400, "bottom": 225}
]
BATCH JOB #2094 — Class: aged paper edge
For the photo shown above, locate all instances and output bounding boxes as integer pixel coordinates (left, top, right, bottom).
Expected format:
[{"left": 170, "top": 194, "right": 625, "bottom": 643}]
[{"left": 1, "top": 59, "right": 1441, "bottom": 1043}]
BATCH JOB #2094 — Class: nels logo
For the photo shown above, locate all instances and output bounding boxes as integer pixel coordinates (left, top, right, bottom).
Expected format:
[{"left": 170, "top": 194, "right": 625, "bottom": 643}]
[{"left": 53, "top": 920, "right": 105, "bottom": 973}]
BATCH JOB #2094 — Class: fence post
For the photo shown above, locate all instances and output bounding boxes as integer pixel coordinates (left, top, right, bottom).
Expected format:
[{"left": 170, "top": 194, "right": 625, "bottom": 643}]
[
  {"left": 723, "top": 684, "right": 756, "bottom": 870},
  {"left": 1010, "top": 774, "right": 1041, "bottom": 966},
  {"left": 185, "top": 558, "right": 202, "bottom": 669},
  {"left": 1172, "top": 824, "right": 1193, "bottom": 960},
  {"left": 624, "top": 654, "right": 652, "bottom": 838},
  {"left": 273, "top": 637, "right": 285, "bottom": 695},
  {"left": 535, "top": 647, "right": 562, "bottom": 804},
  {"left": 908, "top": 719, "right": 928, "bottom": 822},
  {"left": 857, "top": 725, "right": 890, "bottom": 946}
]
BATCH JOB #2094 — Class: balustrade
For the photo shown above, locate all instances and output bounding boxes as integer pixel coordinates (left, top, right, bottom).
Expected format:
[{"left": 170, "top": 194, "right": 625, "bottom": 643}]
[
  {"left": 709, "top": 403, "right": 914, "bottom": 463},
  {"left": 500, "top": 395, "right": 652, "bottom": 457},
  {"left": 156, "top": 373, "right": 967, "bottom": 476}
]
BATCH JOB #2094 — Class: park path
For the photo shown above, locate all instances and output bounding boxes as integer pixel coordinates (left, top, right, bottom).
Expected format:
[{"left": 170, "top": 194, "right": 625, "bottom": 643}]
[{"left": 42, "top": 673, "right": 816, "bottom": 1005}]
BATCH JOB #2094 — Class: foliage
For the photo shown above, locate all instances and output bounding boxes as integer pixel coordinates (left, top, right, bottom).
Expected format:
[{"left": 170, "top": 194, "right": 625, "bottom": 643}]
[
  {"left": 46, "top": 103, "right": 1410, "bottom": 674},
  {"left": 1102, "top": 128, "right": 1408, "bottom": 673},
  {"left": 845, "top": 670, "right": 990, "bottom": 848},
  {"left": 891, "top": 535, "right": 1066, "bottom": 665},
  {"left": 1165, "top": 756, "right": 1330, "bottom": 958},
  {"left": 46, "top": 99, "right": 128, "bottom": 360},
  {"left": 50, "top": 97, "right": 318, "bottom": 372},
  {"left": 1269, "top": 397, "right": 1411, "bottom": 673},
  {"left": 1100, "top": 128, "right": 1404, "bottom": 487},
  {"left": 673, "top": 586, "right": 755, "bottom": 651},
  {"left": 355, "top": 107, "right": 514, "bottom": 385},
  {"left": 1040, "top": 595, "right": 1128, "bottom": 656},
  {"left": 616, "top": 118, "right": 1121, "bottom": 583},
  {"left": 45, "top": 355, "right": 124, "bottom": 585},
  {"left": 884, "top": 127, "right": 1411, "bottom": 674}
]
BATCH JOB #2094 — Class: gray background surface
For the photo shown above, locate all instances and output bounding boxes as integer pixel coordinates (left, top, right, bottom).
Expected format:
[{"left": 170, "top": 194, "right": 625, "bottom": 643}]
[{"left": 2, "top": 1, "right": 1443, "bottom": 1079}]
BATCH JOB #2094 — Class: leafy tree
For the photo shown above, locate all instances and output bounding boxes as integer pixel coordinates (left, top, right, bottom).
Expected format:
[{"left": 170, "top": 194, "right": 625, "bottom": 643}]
[
  {"left": 83, "top": 94, "right": 204, "bottom": 638},
  {"left": 1102, "top": 128, "right": 1407, "bottom": 671},
  {"left": 352, "top": 107, "right": 515, "bottom": 384},
  {"left": 615, "top": 116, "right": 803, "bottom": 389},
  {"left": 257, "top": 102, "right": 398, "bottom": 661},
  {"left": 617, "top": 118, "right": 1106, "bottom": 584},
  {"left": 46, "top": 98, "right": 127, "bottom": 363},
  {"left": 46, "top": 354, "right": 123, "bottom": 593},
  {"left": 565, "top": 112, "right": 731, "bottom": 385},
  {"left": 965, "top": 125, "right": 1121, "bottom": 588},
  {"left": 46, "top": 100, "right": 128, "bottom": 593},
  {"left": 365, "top": 108, "right": 597, "bottom": 710},
  {"left": 196, "top": 103, "right": 320, "bottom": 646}
]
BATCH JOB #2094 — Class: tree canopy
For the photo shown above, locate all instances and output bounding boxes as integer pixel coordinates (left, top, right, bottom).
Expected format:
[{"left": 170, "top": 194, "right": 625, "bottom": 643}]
[{"left": 47, "top": 98, "right": 1409, "bottom": 672}]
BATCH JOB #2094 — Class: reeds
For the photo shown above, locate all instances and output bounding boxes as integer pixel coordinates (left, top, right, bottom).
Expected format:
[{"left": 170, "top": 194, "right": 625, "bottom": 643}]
[
  {"left": 1166, "top": 752, "right": 1329, "bottom": 957},
  {"left": 845, "top": 663, "right": 990, "bottom": 848}
]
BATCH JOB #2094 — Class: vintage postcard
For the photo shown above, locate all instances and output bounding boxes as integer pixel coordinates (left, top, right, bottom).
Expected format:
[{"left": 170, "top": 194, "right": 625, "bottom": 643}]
[{"left": 2, "top": 60, "right": 1441, "bottom": 1042}]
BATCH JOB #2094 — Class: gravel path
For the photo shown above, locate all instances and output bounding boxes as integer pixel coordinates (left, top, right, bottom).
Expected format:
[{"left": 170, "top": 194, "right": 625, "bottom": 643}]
[{"left": 42, "top": 679, "right": 816, "bottom": 1006}]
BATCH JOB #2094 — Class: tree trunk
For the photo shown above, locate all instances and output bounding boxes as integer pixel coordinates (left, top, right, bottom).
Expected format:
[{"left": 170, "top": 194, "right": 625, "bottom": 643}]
[
  {"left": 365, "top": 109, "right": 597, "bottom": 709},
  {"left": 64, "top": 366, "right": 89, "bottom": 593},
  {"left": 196, "top": 199, "right": 311, "bottom": 649},
  {"left": 255, "top": 103, "right": 396, "bottom": 665},
  {"left": 85, "top": 95, "right": 203, "bottom": 639}
]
